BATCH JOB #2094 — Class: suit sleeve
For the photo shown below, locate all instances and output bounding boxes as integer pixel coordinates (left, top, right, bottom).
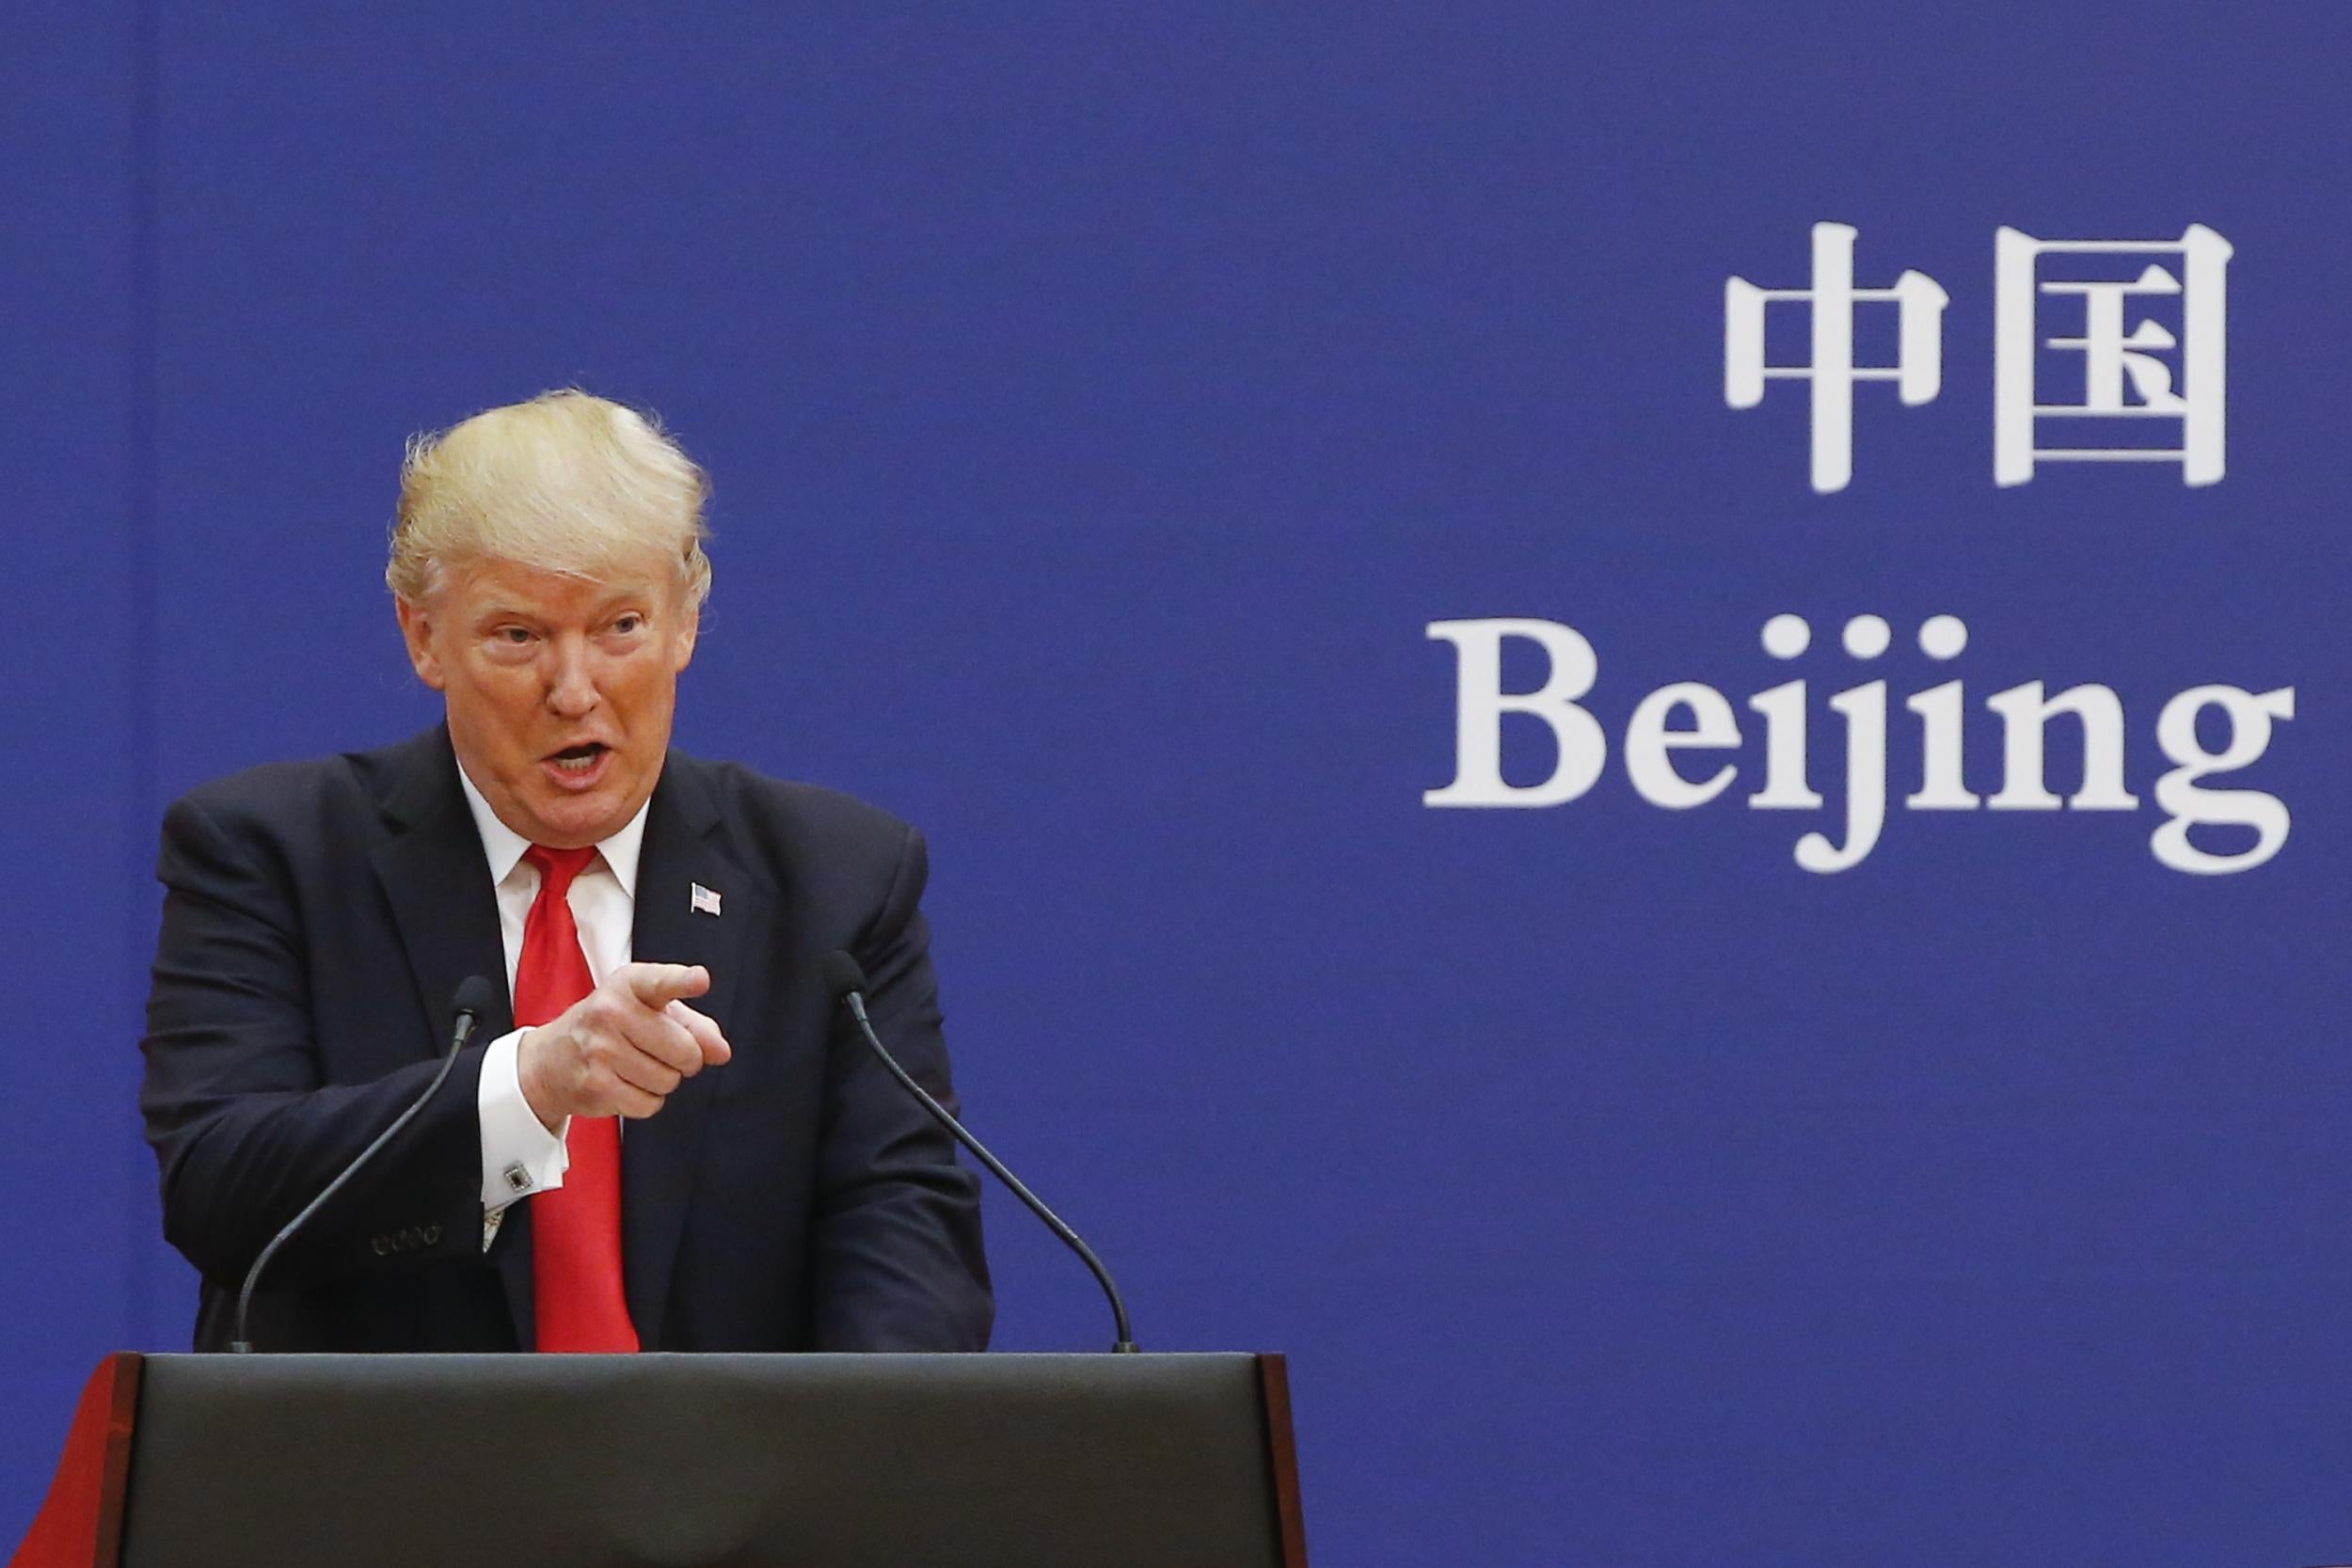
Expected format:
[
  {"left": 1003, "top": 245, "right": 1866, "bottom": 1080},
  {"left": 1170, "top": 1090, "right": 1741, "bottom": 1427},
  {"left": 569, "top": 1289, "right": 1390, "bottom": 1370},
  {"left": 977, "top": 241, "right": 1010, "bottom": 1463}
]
[
  {"left": 139, "top": 795, "right": 487, "bottom": 1291},
  {"left": 806, "top": 824, "right": 994, "bottom": 1350}
]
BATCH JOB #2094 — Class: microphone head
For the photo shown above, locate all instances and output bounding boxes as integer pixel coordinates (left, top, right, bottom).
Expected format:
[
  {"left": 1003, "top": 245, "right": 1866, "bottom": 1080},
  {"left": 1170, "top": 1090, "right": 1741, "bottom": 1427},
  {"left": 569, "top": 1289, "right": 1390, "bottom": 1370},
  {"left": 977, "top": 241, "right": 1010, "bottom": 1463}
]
[
  {"left": 452, "top": 974, "right": 501, "bottom": 1022},
  {"left": 818, "top": 950, "right": 868, "bottom": 1002}
]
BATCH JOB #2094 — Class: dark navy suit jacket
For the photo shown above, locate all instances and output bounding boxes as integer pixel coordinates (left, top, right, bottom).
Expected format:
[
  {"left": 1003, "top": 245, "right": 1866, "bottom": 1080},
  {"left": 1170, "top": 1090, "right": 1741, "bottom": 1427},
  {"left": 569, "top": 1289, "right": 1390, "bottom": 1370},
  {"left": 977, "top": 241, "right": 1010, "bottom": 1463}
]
[{"left": 139, "top": 725, "right": 992, "bottom": 1354}]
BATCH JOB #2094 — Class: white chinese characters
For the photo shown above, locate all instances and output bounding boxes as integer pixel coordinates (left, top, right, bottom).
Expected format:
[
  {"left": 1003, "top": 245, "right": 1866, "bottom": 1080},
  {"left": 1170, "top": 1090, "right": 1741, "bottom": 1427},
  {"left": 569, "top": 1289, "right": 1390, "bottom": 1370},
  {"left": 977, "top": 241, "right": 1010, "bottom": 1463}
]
[{"left": 1726, "top": 223, "right": 2231, "bottom": 491}]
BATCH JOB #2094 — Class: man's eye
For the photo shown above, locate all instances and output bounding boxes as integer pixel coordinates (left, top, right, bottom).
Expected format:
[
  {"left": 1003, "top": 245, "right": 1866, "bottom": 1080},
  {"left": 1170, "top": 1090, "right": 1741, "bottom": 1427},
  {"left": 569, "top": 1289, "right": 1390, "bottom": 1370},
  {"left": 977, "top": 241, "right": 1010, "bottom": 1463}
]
[
  {"left": 612, "top": 615, "right": 644, "bottom": 635},
  {"left": 496, "top": 627, "right": 533, "bottom": 644}
]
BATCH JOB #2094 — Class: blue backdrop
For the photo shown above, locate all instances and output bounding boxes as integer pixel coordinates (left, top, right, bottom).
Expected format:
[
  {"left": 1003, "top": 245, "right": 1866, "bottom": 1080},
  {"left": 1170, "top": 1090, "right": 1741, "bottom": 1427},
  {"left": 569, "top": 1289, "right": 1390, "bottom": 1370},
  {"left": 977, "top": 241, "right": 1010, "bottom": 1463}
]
[{"left": 7, "top": 5, "right": 2350, "bottom": 1564}]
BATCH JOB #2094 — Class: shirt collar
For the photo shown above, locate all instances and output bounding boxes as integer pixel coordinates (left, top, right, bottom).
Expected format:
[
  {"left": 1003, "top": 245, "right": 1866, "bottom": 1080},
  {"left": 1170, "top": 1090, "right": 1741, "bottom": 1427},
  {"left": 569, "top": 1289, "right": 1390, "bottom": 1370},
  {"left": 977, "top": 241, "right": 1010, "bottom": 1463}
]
[{"left": 454, "top": 759, "right": 650, "bottom": 899}]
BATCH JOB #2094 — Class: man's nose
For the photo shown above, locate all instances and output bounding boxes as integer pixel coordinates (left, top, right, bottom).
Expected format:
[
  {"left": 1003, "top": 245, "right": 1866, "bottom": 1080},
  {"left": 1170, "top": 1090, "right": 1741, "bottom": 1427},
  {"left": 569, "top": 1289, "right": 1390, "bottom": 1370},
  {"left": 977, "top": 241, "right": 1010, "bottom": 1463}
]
[{"left": 545, "top": 640, "right": 599, "bottom": 716}]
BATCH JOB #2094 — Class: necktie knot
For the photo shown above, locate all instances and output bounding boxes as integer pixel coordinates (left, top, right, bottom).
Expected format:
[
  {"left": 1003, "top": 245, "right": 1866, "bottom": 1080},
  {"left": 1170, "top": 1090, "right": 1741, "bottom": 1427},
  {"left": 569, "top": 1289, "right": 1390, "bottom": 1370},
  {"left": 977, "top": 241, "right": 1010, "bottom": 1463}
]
[{"left": 524, "top": 844, "right": 598, "bottom": 899}]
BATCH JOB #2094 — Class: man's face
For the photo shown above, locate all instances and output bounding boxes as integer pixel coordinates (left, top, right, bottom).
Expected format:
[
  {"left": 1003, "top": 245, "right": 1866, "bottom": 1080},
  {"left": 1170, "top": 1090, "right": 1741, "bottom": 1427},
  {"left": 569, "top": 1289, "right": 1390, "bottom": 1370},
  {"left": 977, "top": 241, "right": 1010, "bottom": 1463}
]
[{"left": 396, "top": 552, "right": 698, "bottom": 848}]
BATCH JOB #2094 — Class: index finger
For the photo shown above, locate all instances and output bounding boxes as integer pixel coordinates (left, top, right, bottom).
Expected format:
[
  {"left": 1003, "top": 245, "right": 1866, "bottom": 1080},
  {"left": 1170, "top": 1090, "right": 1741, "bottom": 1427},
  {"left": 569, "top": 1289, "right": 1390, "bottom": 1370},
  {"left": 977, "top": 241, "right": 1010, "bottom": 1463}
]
[{"left": 619, "top": 962, "right": 711, "bottom": 1009}]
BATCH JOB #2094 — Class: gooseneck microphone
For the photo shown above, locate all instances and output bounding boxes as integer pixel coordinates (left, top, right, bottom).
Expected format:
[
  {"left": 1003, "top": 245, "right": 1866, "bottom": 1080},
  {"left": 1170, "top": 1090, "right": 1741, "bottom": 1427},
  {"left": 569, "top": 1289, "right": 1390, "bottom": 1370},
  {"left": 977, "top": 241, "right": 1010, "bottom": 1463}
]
[
  {"left": 819, "top": 950, "right": 1139, "bottom": 1354},
  {"left": 230, "top": 975, "right": 500, "bottom": 1354}
]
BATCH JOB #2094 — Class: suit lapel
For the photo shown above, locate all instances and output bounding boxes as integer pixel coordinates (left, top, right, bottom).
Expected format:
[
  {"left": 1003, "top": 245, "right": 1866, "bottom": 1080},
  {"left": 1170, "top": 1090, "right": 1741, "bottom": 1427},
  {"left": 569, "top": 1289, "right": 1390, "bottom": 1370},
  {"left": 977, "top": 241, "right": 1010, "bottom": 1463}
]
[
  {"left": 621, "top": 753, "right": 750, "bottom": 1349},
  {"left": 367, "top": 728, "right": 516, "bottom": 1056}
]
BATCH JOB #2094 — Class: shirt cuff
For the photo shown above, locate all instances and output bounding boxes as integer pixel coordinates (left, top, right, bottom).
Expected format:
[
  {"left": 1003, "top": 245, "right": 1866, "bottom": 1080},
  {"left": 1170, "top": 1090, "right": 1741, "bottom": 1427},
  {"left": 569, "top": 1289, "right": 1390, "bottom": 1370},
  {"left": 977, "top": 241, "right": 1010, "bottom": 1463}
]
[{"left": 478, "top": 1026, "right": 569, "bottom": 1216}]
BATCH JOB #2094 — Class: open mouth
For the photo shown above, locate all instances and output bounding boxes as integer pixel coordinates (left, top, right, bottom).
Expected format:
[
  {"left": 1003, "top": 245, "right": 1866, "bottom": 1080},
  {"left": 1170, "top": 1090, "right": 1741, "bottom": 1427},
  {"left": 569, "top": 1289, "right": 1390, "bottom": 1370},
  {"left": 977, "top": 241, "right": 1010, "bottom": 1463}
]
[{"left": 548, "top": 742, "right": 611, "bottom": 775}]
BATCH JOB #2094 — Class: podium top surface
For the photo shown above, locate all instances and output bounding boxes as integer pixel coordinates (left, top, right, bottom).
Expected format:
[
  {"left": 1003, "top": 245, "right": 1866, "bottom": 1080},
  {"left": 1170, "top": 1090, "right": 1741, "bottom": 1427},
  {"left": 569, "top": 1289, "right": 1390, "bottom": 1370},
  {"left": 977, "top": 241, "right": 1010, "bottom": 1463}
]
[{"left": 113, "top": 1353, "right": 1302, "bottom": 1568}]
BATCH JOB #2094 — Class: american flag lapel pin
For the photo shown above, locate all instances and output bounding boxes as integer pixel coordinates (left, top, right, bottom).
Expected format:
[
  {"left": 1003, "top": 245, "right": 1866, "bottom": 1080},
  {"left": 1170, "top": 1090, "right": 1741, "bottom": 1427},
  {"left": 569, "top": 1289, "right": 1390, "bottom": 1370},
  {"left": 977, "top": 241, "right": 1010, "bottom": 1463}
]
[{"left": 690, "top": 882, "right": 723, "bottom": 917}]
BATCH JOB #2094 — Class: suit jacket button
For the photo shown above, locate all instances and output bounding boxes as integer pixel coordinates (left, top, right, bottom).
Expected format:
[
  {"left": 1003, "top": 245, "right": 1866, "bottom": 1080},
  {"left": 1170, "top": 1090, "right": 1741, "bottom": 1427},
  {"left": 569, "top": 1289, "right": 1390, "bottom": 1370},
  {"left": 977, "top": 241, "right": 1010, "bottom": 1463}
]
[
  {"left": 371, "top": 1235, "right": 390, "bottom": 1256},
  {"left": 421, "top": 1224, "right": 441, "bottom": 1246}
]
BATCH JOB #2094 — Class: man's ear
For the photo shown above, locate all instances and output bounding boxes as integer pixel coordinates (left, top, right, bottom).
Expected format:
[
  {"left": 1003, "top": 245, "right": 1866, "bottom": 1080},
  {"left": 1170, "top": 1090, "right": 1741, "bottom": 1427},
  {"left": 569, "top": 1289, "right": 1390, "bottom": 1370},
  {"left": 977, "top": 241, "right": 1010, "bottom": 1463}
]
[
  {"left": 394, "top": 595, "right": 449, "bottom": 691},
  {"left": 671, "top": 600, "right": 700, "bottom": 673}
]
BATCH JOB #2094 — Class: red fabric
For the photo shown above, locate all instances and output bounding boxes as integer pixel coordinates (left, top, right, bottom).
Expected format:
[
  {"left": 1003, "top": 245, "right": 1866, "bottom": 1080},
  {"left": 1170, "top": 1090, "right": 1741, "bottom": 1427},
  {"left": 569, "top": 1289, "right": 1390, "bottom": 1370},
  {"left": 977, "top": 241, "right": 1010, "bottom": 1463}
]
[
  {"left": 8, "top": 1354, "right": 138, "bottom": 1568},
  {"left": 516, "top": 845, "right": 639, "bottom": 1354}
]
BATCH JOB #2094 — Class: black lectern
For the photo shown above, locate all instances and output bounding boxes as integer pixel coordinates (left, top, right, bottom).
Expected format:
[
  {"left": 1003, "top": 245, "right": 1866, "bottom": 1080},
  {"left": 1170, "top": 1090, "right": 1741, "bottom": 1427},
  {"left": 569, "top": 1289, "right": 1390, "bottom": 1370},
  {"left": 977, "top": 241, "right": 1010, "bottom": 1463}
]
[{"left": 11, "top": 1352, "right": 1307, "bottom": 1568}]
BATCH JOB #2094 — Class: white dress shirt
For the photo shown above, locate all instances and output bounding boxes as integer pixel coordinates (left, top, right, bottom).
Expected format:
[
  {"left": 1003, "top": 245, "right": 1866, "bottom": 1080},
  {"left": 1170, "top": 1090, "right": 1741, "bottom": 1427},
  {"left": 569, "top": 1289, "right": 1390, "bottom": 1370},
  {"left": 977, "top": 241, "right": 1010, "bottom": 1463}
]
[{"left": 455, "top": 764, "right": 651, "bottom": 1248}]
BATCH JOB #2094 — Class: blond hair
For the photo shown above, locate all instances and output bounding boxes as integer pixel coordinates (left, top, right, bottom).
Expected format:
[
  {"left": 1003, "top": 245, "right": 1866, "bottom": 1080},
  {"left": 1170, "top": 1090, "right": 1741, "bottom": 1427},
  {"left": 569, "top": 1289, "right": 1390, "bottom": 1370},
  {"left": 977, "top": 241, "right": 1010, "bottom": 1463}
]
[{"left": 387, "top": 389, "right": 712, "bottom": 607}]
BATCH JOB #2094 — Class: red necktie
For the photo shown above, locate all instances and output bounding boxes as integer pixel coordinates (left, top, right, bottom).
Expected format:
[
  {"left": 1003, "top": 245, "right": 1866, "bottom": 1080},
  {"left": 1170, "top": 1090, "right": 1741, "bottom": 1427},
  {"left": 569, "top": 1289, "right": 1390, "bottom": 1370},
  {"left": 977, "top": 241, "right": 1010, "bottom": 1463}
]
[{"left": 515, "top": 845, "right": 640, "bottom": 1353}]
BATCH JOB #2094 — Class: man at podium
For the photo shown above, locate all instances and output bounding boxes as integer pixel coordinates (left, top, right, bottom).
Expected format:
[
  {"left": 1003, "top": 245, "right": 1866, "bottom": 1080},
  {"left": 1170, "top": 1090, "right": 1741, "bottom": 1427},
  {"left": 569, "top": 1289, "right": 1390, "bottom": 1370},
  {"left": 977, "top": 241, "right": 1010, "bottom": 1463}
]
[{"left": 136, "top": 390, "right": 993, "bottom": 1354}]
